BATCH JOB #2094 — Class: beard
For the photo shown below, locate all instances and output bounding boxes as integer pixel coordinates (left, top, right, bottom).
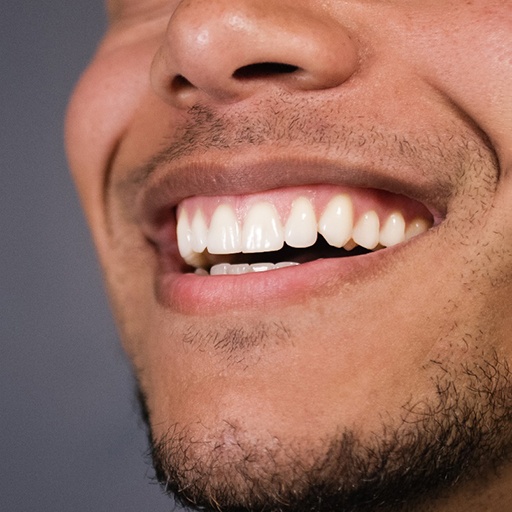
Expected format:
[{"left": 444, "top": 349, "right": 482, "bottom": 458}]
[{"left": 136, "top": 350, "right": 512, "bottom": 512}]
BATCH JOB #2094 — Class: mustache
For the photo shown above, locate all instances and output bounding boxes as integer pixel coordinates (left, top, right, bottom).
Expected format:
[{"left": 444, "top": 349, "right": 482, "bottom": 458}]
[
  {"left": 123, "top": 98, "right": 374, "bottom": 187},
  {"left": 113, "top": 93, "right": 497, "bottom": 220}
]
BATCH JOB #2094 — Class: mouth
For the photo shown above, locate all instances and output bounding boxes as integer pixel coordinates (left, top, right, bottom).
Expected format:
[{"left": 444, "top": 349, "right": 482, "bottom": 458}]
[
  {"left": 176, "top": 185, "right": 433, "bottom": 275},
  {"left": 131, "top": 156, "right": 445, "bottom": 310},
  {"left": 143, "top": 179, "right": 435, "bottom": 281}
]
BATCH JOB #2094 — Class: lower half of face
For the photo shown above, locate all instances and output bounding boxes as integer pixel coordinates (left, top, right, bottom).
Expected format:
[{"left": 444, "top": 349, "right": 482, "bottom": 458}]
[
  {"left": 67, "top": 1, "right": 512, "bottom": 508},
  {"left": 105, "top": 181, "right": 512, "bottom": 511}
]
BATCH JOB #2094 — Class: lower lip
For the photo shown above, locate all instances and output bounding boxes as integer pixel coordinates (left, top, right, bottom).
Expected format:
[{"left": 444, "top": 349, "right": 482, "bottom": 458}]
[{"left": 156, "top": 249, "right": 396, "bottom": 315}]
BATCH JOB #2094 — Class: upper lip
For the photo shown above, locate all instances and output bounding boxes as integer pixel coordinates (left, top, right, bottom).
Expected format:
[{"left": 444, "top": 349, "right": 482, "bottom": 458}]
[{"left": 131, "top": 151, "right": 450, "bottom": 238}]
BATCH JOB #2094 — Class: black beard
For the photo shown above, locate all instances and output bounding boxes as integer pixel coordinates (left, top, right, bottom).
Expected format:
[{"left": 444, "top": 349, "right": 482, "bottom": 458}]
[{"left": 137, "top": 352, "right": 512, "bottom": 512}]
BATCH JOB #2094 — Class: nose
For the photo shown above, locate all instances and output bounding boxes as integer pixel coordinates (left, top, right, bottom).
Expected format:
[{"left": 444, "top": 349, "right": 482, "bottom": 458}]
[{"left": 151, "top": 0, "right": 359, "bottom": 108}]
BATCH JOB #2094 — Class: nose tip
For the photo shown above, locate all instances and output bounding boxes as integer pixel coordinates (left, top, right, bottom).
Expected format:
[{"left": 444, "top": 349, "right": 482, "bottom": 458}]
[{"left": 151, "top": 0, "right": 359, "bottom": 108}]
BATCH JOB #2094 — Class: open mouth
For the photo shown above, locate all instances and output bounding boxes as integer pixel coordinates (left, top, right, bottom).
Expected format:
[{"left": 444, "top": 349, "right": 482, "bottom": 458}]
[{"left": 176, "top": 185, "right": 433, "bottom": 275}]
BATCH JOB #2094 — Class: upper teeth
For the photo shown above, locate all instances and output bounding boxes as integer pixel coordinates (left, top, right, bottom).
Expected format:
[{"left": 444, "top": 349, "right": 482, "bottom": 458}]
[{"left": 176, "top": 192, "right": 432, "bottom": 270}]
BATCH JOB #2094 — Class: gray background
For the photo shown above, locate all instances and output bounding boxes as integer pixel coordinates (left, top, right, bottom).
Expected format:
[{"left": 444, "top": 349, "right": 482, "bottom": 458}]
[{"left": 1, "top": 2, "right": 178, "bottom": 510}]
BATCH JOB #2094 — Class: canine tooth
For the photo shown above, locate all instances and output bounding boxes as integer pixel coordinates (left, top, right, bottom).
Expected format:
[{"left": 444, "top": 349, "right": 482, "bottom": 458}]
[
  {"left": 405, "top": 218, "right": 430, "bottom": 240},
  {"left": 379, "top": 212, "right": 405, "bottom": 247},
  {"left": 352, "top": 211, "right": 380, "bottom": 249},
  {"left": 242, "top": 202, "right": 284, "bottom": 253},
  {"left": 177, "top": 210, "right": 193, "bottom": 259},
  {"left": 207, "top": 204, "right": 241, "bottom": 254},
  {"left": 284, "top": 197, "right": 317, "bottom": 248},
  {"left": 318, "top": 194, "right": 353, "bottom": 247},
  {"left": 210, "top": 263, "right": 230, "bottom": 275}
]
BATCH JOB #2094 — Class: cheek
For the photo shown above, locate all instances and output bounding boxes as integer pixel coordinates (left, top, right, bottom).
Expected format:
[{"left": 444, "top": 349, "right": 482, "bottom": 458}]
[
  {"left": 64, "top": 40, "right": 156, "bottom": 234},
  {"left": 409, "top": 6, "right": 512, "bottom": 172}
]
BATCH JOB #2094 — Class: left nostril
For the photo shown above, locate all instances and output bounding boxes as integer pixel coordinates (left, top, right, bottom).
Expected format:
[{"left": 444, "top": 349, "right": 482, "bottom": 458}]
[{"left": 232, "top": 62, "right": 300, "bottom": 80}]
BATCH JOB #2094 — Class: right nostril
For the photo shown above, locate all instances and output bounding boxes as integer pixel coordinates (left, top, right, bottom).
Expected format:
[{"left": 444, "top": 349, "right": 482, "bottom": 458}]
[
  {"left": 170, "top": 74, "right": 194, "bottom": 94},
  {"left": 232, "top": 62, "right": 300, "bottom": 80}
]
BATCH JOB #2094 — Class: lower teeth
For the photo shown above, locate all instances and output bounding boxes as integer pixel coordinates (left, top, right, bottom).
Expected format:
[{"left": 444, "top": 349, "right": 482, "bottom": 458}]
[{"left": 196, "top": 261, "right": 300, "bottom": 276}]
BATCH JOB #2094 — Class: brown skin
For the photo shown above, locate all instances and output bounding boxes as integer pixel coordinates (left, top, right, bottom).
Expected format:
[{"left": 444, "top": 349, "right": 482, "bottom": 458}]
[{"left": 66, "top": 1, "right": 512, "bottom": 510}]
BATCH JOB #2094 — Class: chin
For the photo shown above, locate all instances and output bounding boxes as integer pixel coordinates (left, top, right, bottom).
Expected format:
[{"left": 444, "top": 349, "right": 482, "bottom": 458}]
[{"left": 134, "top": 336, "right": 512, "bottom": 512}]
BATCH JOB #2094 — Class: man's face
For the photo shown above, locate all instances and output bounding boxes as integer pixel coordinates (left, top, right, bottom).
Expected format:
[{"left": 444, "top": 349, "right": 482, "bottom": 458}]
[{"left": 66, "top": 1, "right": 512, "bottom": 510}]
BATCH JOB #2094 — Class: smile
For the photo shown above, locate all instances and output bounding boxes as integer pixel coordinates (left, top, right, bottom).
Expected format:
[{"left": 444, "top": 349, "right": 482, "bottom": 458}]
[{"left": 175, "top": 185, "right": 433, "bottom": 275}]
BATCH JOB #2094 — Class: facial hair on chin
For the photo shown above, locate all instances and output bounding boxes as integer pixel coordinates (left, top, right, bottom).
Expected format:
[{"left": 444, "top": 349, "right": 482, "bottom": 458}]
[{"left": 136, "top": 349, "right": 512, "bottom": 512}]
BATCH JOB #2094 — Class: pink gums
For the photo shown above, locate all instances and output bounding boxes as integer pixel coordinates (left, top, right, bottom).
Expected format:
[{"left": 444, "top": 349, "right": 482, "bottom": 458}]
[{"left": 177, "top": 185, "right": 432, "bottom": 226}]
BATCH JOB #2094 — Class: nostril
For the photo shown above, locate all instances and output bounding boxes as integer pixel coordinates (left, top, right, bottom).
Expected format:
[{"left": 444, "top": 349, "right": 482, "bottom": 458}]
[
  {"left": 170, "top": 74, "right": 195, "bottom": 95},
  {"left": 232, "top": 62, "right": 300, "bottom": 80}
]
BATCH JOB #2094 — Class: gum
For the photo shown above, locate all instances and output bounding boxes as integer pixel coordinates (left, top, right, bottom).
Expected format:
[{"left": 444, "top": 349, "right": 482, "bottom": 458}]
[{"left": 177, "top": 184, "right": 433, "bottom": 226}]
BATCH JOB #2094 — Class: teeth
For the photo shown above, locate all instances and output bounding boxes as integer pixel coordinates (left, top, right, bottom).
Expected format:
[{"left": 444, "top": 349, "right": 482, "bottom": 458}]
[
  {"left": 224, "top": 263, "right": 251, "bottom": 275},
  {"left": 191, "top": 209, "right": 208, "bottom": 253},
  {"left": 210, "top": 263, "right": 230, "bottom": 276},
  {"left": 405, "top": 218, "right": 430, "bottom": 240},
  {"left": 275, "top": 261, "right": 300, "bottom": 269},
  {"left": 379, "top": 212, "right": 405, "bottom": 247},
  {"left": 176, "top": 195, "right": 433, "bottom": 271},
  {"left": 352, "top": 210, "right": 380, "bottom": 249},
  {"left": 176, "top": 210, "right": 193, "bottom": 259},
  {"left": 251, "top": 262, "right": 276, "bottom": 273},
  {"left": 242, "top": 202, "right": 284, "bottom": 253},
  {"left": 343, "top": 239, "right": 358, "bottom": 251},
  {"left": 285, "top": 197, "right": 318, "bottom": 248},
  {"left": 318, "top": 194, "right": 353, "bottom": 247},
  {"left": 210, "top": 261, "right": 299, "bottom": 276},
  {"left": 177, "top": 211, "right": 209, "bottom": 267},
  {"left": 207, "top": 204, "right": 241, "bottom": 254}
]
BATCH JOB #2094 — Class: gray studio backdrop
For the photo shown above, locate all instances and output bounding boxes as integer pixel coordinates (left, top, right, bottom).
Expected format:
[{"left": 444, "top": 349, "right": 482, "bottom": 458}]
[{"left": 1, "top": 2, "right": 178, "bottom": 510}]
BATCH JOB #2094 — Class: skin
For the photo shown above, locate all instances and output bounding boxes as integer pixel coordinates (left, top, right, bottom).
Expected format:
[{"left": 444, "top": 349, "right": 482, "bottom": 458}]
[{"left": 66, "top": 0, "right": 512, "bottom": 510}]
